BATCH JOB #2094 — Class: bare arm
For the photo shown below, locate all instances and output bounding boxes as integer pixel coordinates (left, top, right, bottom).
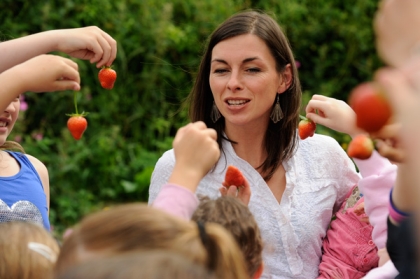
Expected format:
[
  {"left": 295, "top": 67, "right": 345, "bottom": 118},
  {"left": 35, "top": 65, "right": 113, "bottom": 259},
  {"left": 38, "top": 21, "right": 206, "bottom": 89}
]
[
  {"left": 0, "top": 26, "right": 117, "bottom": 73},
  {"left": 0, "top": 54, "right": 81, "bottom": 112},
  {"left": 26, "top": 154, "right": 50, "bottom": 213}
]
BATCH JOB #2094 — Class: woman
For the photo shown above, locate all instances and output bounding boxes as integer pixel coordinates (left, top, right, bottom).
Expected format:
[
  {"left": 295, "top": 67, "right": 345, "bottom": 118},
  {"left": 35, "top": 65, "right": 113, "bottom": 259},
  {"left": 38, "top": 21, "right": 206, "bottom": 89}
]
[{"left": 149, "top": 10, "right": 360, "bottom": 278}]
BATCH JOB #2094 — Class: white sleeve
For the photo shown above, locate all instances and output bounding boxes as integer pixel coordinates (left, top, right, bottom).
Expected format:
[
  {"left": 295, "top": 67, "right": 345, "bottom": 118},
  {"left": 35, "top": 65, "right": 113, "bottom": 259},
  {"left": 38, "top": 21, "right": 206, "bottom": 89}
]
[{"left": 148, "top": 149, "right": 176, "bottom": 204}]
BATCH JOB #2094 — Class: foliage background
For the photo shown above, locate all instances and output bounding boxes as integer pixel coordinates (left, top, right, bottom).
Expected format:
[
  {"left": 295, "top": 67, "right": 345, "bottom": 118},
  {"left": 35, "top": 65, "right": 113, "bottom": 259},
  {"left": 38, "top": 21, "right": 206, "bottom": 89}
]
[{"left": 0, "top": 0, "right": 381, "bottom": 234}]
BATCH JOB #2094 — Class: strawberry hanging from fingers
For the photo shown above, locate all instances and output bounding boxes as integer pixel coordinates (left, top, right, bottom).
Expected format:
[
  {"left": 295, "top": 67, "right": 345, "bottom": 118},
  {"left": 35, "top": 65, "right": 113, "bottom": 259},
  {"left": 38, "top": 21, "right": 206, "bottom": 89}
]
[
  {"left": 298, "top": 115, "right": 317, "bottom": 140},
  {"left": 347, "top": 134, "right": 374, "bottom": 160},
  {"left": 98, "top": 66, "right": 117, "bottom": 90},
  {"left": 67, "top": 91, "right": 89, "bottom": 140},
  {"left": 67, "top": 115, "right": 88, "bottom": 140}
]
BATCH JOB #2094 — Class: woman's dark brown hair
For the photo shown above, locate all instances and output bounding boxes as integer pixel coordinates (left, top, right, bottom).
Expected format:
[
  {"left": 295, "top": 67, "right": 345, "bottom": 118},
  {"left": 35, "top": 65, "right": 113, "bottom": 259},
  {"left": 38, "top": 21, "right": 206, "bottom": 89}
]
[{"left": 188, "top": 10, "right": 301, "bottom": 180}]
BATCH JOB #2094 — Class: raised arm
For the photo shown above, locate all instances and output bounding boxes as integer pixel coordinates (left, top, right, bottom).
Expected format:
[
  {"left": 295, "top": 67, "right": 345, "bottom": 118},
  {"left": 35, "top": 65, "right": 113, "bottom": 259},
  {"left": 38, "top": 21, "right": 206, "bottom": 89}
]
[
  {"left": 0, "top": 54, "right": 80, "bottom": 112},
  {"left": 0, "top": 26, "right": 117, "bottom": 73}
]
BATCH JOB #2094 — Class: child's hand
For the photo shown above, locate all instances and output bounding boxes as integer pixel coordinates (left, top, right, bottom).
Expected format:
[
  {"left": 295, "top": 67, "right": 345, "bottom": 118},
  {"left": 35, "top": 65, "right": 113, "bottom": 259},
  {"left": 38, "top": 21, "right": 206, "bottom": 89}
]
[
  {"left": 168, "top": 121, "right": 220, "bottom": 192},
  {"left": 12, "top": 54, "right": 80, "bottom": 93},
  {"left": 305, "top": 94, "right": 364, "bottom": 137},
  {"left": 219, "top": 177, "right": 251, "bottom": 206},
  {"left": 53, "top": 26, "right": 117, "bottom": 68},
  {"left": 370, "top": 123, "right": 405, "bottom": 163}
]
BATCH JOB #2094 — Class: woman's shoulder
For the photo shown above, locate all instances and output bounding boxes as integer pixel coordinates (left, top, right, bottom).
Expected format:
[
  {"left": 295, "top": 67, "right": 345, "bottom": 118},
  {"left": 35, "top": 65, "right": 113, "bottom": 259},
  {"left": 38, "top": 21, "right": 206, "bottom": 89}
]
[
  {"left": 299, "top": 133, "right": 345, "bottom": 153},
  {"left": 154, "top": 149, "right": 176, "bottom": 168}
]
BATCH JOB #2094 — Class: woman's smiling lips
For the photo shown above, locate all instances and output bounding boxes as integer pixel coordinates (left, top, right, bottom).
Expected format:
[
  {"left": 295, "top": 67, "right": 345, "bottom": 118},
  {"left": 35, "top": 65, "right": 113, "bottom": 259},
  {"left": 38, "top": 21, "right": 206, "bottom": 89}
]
[{"left": 224, "top": 98, "right": 251, "bottom": 109}]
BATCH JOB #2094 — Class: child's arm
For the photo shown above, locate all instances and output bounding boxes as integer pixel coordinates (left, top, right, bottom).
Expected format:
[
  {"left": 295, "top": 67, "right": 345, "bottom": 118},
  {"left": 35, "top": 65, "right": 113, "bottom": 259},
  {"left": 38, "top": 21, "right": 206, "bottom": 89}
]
[
  {"left": 353, "top": 151, "right": 397, "bottom": 249},
  {"left": 306, "top": 94, "right": 396, "bottom": 248},
  {"left": 0, "top": 26, "right": 117, "bottom": 73},
  {"left": 152, "top": 121, "right": 220, "bottom": 219},
  {"left": 26, "top": 154, "right": 50, "bottom": 214},
  {"left": 0, "top": 54, "right": 80, "bottom": 112}
]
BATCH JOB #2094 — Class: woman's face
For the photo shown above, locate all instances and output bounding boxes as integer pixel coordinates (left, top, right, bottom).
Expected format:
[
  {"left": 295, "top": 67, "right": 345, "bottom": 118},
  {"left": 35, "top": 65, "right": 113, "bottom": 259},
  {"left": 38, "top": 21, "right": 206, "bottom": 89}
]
[
  {"left": 0, "top": 96, "right": 20, "bottom": 146},
  {"left": 209, "top": 34, "right": 288, "bottom": 128}
]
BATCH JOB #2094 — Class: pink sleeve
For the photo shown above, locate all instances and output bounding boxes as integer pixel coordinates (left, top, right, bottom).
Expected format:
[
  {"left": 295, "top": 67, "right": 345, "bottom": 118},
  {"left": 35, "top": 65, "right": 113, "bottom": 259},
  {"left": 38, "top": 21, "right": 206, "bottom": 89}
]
[
  {"left": 353, "top": 151, "right": 397, "bottom": 249},
  {"left": 152, "top": 183, "right": 199, "bottom": 220}
]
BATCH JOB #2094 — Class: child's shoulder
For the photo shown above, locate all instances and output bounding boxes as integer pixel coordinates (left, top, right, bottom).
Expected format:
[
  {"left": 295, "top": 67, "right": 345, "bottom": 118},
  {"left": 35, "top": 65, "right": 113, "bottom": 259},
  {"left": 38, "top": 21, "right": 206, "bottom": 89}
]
[{"left": 24, "top": 154, "right": 48, "bottom": 176}]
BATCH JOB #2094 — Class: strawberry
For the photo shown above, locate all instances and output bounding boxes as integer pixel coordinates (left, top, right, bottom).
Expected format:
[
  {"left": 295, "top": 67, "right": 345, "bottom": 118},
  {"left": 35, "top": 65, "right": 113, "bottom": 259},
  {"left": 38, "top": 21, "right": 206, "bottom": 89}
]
[
  {"left": 348, "top": 82, "right": 392, "bottom": 133},
  {"left": 347, "top": 134, "right": 374, "bottom": 160},
  {"left": 225, "top": 165, "right": 245, "bottom": 187},
  {"left": 67, "top": 115, "right": 88, "bottom": 140},
  {"left": 298, "top": 116, "right": 316, "bottom": 140},
  {"left": 98, "top": 66, "right": 117, "bottom": 90}
]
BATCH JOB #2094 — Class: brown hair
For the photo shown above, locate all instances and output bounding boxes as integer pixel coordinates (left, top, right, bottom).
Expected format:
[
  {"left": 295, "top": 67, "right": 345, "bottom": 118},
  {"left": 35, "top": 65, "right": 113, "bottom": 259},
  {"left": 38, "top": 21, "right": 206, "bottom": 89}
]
[
  {"left": 56, "top": 250, "right": 217, "bottom": 279},
  {"left": 0, "top": 221, "right": 60, "bottom": 279},
  {"left": 55, "top": 203, "right": 249, "bottom": 279},
  {"left": 188, "top": 10, "right": 301, "bottom": 181},
  {"left": 0, "top": 141, "right": 25, "bottom": 153},
  {"left": 192, "top": 196, "right": 263, "bottom": 277}
]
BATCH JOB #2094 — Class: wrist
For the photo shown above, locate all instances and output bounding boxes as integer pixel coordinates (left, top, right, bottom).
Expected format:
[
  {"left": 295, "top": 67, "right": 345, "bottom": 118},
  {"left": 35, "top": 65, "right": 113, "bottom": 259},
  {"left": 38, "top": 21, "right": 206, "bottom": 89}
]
[{"left": 168, "top": 163, "right": 204, "bottom": 193}]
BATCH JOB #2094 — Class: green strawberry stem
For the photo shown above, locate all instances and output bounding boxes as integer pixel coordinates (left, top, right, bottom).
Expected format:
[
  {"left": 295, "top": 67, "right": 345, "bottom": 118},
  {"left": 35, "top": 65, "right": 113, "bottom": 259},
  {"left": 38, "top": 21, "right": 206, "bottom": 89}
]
[
  {"left": 74, "top": 91, "right": 79, "bottom": 115},
  {"left": 299, "top": 114, "right": 307, "bottom": 120}
]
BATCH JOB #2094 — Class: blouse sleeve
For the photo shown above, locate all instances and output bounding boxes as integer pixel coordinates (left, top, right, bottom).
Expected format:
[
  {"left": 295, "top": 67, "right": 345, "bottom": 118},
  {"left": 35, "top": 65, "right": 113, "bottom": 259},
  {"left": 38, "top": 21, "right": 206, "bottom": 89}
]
[{"left": 148, "top": 149, "right": 176, "bottom": 205}]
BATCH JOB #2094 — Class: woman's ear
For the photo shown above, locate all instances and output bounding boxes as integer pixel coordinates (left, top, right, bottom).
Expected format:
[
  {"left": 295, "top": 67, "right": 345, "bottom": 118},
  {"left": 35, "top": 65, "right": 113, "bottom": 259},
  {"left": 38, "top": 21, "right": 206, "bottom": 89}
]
[
  {"left": 277, "top": 64, "right": 293, "bottom": 94},
  {"left": 253, "top": 263, "right": 264, "bottom": 279}
]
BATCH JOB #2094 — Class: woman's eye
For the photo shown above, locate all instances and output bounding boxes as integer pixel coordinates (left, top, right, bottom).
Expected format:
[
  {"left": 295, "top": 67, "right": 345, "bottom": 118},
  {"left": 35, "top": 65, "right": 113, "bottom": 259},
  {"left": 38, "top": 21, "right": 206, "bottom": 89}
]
[
  {"left": 214, "top": 69, "right": 228, "bottom": 74},
  {"left": 247, "top": 68, "right": 261, "bottom": 73}
]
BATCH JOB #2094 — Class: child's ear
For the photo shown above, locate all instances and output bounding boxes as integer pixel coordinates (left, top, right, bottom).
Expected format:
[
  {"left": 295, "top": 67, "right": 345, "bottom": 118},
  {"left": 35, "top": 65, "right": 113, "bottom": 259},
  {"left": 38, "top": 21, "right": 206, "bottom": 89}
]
[{"left": 253, "top": 263, "right": 264, "bottom": 279}]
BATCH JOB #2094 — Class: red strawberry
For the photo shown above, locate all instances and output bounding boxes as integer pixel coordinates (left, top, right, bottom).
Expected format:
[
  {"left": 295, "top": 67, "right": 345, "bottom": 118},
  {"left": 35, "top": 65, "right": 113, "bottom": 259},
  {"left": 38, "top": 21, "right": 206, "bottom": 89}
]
[
  {"left": 98, "top": 66, "right": 117, "bottom": 90},
  {"left": 347, "top": 134, "right": 374, "bottom": 160},
  {"left": 348, "top": 82, "right": 392, "bottom": 133},
  {"left": 225, "top": 165, "right": 245, "bottom": 187},
  {"left": 298, "top": 116, "right": 316, "bottom": 140},
  {"left": 67, "top": 115, "right": 88, "bottom": 140}
]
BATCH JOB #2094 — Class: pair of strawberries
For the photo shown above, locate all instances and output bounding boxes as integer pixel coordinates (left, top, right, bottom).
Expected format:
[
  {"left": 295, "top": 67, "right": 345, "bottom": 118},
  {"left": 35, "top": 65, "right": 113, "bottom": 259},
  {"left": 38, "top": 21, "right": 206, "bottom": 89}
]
[
  {"left": 346, "top": 82, "right": 392, "bottom": 159},
  {"left": 67, "top": 67, "right": 117, "bottom": 140}
]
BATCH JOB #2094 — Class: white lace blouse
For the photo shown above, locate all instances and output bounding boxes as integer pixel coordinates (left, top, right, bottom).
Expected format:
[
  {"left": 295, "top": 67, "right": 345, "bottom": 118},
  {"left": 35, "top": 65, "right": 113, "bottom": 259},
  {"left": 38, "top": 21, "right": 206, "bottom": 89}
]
[{"left": 148, "top": 134, "right": 360, "bottom": 279}]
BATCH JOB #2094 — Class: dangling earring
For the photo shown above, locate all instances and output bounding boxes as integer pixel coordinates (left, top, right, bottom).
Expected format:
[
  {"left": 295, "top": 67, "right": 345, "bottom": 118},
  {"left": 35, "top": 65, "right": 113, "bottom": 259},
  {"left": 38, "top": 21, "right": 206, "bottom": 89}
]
[
  {"left": 270, "top": 94, "right": 283, "bottom": 123},
  {"left": 211, "top": 101, "right": 221, "bottom": 123}
]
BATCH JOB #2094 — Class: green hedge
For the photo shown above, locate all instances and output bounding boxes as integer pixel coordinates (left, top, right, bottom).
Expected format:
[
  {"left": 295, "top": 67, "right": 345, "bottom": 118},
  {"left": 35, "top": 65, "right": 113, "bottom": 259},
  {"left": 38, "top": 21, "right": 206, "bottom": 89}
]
[{"left": 0, "top": 0, "right": 380, "bottom": 234}]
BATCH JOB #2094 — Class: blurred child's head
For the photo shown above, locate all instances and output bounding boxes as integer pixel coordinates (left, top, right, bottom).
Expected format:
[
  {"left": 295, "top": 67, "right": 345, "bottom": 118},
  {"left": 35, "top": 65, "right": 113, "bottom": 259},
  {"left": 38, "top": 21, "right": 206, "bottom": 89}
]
[
  {"left": 192, "top": 196, "right": 264, "bottom": 278},
  {"left": 56, "top": 250, "right": 217, "bottom": 279},
  {"left": 55, "top": 203, "right": 249, "bottom": 279},
  {"left": 0, "top": 221, "right": 59, "bottom": 279}
]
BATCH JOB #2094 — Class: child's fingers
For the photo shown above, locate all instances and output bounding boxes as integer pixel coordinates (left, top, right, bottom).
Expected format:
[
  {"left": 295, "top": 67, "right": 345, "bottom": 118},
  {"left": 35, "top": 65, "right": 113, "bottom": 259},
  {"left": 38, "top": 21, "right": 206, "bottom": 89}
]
[
  {"left": 219, "top": 186, "right": 227, "bottom": 196},
  {"left": 375, "top": 139, "right": 405, "bottom": 163}
]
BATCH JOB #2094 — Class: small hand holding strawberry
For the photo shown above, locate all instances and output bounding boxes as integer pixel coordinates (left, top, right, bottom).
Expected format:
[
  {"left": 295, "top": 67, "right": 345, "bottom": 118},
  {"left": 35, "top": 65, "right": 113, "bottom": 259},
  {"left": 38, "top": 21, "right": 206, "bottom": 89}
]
[
  {"left": 347, "top": 134, "right": 374, "bottom": 160},
  {"left": 348, "top": 82, "right": 392, "bottom": 133},
  {"left": 298, "top": 115, "right": 317, "bottom": 140},
  {"left": 221, "top": 165, "right": 250, "bottom": 205},
  {"left": 98, "top": 66, "right": 117, "bottom": 89}
]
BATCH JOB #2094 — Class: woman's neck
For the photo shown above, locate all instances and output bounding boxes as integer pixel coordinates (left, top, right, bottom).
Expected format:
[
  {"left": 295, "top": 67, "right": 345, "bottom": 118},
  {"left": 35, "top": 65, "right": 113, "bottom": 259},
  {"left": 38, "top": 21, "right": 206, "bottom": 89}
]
[{"left": 224, "top": 121, "right": 268, "bottom": 169}]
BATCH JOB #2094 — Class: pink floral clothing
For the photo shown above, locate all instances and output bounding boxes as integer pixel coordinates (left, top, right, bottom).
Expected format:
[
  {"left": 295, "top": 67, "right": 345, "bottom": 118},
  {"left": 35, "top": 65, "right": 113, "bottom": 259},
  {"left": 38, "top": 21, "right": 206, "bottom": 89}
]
[
  {"left": 318, "top": 151, "right": 397, "bottom": 279},
  {"left": 318, "top": 186, "right": 379, "bottom": 279}
]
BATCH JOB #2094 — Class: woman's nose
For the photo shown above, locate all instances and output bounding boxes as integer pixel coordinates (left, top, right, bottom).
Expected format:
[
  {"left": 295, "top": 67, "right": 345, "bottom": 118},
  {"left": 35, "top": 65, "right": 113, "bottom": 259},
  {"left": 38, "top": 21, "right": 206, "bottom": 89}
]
[{"left": 227, "top": 71, "right": 243, "bottom": 92}]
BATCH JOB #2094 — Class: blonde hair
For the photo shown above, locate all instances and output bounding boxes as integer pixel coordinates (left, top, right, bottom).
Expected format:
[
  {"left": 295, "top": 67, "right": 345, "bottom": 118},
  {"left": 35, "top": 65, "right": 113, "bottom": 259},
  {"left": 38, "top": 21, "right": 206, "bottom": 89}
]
[
  {"left": 56, "top": 250, "right": 217, "bottom": 279},
  {"left": 55, "top": 203, "right": 249, "bottom": 279},
  {"left": 0, "top": 221, "right": 59, "bottom": 279},
  {"left": 192, "top": 196, "right": 263, "bottom": 276}
]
